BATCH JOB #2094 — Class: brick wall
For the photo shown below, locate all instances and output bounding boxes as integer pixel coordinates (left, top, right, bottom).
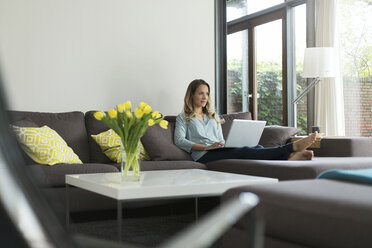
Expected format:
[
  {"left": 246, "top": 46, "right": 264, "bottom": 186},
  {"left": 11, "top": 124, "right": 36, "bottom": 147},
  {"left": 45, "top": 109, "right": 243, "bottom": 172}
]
[{"left": 343, "top": 77, "right": 372, "bottom": 137}]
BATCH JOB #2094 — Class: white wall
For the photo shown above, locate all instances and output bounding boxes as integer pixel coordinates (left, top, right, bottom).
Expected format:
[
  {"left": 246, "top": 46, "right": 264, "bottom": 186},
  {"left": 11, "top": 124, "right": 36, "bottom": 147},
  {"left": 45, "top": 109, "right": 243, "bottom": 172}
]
[{"left": 0, "top": 0, "right": 215, "bottom": 115}]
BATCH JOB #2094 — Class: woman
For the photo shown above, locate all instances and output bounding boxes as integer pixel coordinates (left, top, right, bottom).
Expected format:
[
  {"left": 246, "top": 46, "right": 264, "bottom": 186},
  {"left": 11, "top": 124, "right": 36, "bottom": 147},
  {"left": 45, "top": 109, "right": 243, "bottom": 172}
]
[{"left": 174, "top": 79, "right": 316, "bottom": 163}]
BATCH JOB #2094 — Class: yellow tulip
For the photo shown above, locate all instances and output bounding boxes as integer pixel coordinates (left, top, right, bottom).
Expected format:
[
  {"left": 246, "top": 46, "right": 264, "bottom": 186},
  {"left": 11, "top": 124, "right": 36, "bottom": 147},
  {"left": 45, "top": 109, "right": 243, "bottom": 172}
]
[
  {"left": 139, "top": 102, "right": 147, "bottom": 110},
  {"left": 151, "top": 111, "right": 162, "bottom": 119},
  {"left": 148, "top": 119, "right": 155, "bottom": 126},
  {"left": 151, "top": 111, "right": 159, "bottom": 118},
  {"left": 124, "top": 101, "right": 131, "bottom": 111},
  {"left": 159, "top": 120, "right": 168, "bottom": 129},
  {"left": 94, "top": 111, "right": 106, "bottom": 120},
  {"left": 125, "top": 111, "right": 132, "bottom": 118},
  {"left": 134, "top": 108, "right": 144, "bottom": 119},
  {"left": 117, "top": 103, "right": 125, "bottom": 113},
  {"left": 143, "top": 105, "right": 152, "bottom": 114},
  {"left": 108, "top": 109, "right": 117, "bottom": 118}
]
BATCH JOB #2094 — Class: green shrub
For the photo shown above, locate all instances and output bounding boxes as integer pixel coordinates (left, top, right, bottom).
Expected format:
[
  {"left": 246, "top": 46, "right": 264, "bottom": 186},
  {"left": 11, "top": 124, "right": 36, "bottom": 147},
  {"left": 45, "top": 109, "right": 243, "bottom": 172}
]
[{"left": 228, "top": 60, "right": 307, "bottom": 134}]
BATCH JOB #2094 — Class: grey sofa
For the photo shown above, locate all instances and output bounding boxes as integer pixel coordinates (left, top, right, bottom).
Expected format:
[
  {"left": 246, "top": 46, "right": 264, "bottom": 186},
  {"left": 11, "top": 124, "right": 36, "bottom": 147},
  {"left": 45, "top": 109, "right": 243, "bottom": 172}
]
[
  {"left": 222, "top": 178, "right": 372, "bottom": 248},
  {"left": 7, "top": 110, "right": 372, "bottom": 213}
]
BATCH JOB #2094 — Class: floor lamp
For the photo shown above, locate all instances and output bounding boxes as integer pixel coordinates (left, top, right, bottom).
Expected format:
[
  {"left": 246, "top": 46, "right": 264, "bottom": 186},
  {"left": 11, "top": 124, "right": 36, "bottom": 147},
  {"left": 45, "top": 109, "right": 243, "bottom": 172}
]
[
  {"left": 293, "top": 47, "right": 336, "bottom": 132},
  {"left": 293, "top": 47, "right": 336, "bottom": 104}
]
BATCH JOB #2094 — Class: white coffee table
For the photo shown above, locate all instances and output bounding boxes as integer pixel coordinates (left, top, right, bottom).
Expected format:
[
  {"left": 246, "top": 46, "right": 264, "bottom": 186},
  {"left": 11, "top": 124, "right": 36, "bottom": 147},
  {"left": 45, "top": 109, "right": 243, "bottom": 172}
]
[{"left": 65, "top": 169, "right": 277, "bottom": 240}]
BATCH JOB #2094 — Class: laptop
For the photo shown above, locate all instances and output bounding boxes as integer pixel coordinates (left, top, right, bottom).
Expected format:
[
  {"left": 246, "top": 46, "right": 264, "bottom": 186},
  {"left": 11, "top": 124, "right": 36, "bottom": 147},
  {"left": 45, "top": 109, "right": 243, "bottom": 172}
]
[{"left": 207, "top": 119, "right": 266, "bottom": 150}]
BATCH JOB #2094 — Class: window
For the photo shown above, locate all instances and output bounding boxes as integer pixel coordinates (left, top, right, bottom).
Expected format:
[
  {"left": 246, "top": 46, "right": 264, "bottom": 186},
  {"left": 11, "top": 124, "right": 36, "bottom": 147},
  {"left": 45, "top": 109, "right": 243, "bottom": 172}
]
[
  {"left": 338, "top": 0, "right": 372, "bottom": 136},
  {"left": 226, "top": 0, "right": 297, "bottom": 126},
  {"left": 224, "top": 0, "right": 307, "bottom": 128},
  {"left": 227, "top": 0, "right": 247, "bottom": 22},
  {"left": 227, "top": 0, "right": 284, "bottom": 21},
  {"left": 256, "top": 19, "right": 283, "bottom": 125},
  {"left": 227, "top": 30, "right": 249, "bottom": 113},
  {"left": 220, "top": 0, "right": 372, "bottom": 136}
]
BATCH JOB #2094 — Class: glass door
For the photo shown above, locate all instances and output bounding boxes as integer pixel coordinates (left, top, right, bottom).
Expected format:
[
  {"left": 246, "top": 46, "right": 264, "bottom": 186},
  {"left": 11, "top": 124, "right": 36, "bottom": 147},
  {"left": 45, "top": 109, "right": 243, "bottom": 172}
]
[
  {"left": 255, "top": 19, "right": 284, "bottom": 125},
  {"left": 227, "top": 10, "right": 288, "bottom": 125},
  {"left": 225, "top": 1, "right": 307, "bottom": 127},
  {"left": 227, "top": 30, "right": 249, "bottom": 113}
]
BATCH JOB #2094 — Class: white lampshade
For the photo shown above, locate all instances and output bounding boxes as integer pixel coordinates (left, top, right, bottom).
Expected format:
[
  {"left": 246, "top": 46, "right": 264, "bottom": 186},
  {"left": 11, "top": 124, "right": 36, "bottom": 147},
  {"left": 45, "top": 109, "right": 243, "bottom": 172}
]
[{"left": 302, "top": 47, "right": 336, "bottom": 78}]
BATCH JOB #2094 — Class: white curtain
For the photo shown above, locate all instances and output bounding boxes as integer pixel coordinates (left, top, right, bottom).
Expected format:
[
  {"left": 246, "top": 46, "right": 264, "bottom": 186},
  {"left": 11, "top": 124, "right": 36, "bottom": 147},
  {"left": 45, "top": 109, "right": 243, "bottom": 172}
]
[{"left": 314, "top": 0, "right": 345, "bottom": 136}]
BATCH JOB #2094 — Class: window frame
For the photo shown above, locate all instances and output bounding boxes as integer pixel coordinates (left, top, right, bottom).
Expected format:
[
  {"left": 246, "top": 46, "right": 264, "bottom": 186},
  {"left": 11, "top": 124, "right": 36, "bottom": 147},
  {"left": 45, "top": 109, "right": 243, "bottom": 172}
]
[{"left": 216, "top": 0, "right": 313, "bottom": 129}]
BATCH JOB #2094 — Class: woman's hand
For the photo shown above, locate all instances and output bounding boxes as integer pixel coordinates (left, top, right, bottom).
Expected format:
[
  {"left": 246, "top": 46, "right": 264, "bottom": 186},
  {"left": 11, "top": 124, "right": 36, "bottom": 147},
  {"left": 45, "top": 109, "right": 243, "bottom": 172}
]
[
  {"left": 192, "top": 142, "right": 225, "bottom": 151},
  {"left": 206, "top": 142, "right": 225, "bottom": 150}
]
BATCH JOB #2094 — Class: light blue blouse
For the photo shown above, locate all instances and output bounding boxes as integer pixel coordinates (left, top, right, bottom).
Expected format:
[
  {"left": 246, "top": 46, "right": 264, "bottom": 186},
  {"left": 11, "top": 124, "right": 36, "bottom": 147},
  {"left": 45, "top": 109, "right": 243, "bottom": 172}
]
[{"left": 174, "top": 113, "right": 225, "bottom": 161}]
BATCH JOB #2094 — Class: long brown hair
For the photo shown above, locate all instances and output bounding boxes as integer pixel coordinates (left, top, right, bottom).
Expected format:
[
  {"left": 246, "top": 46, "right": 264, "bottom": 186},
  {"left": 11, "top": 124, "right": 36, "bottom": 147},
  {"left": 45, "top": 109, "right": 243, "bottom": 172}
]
[{"left": 183, "top": 79, "right": 222, "bottom": 123}]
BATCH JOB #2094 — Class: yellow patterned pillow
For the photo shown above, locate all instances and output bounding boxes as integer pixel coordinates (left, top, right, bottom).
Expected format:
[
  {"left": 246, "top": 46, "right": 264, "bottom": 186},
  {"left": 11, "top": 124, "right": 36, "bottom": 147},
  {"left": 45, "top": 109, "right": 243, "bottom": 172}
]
[
  {"left": 12, "top": 125, "right": 82, "bottom": 165},
  {"left": 91, "top": 129, "right": 150, "bottom": 162}
]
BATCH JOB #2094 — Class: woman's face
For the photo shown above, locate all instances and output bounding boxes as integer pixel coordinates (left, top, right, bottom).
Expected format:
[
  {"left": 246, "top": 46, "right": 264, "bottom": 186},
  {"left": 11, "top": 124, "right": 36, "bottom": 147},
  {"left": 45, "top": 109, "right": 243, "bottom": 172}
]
[{"left": 192, "top": 84, "right": 209, "bottom": 109}]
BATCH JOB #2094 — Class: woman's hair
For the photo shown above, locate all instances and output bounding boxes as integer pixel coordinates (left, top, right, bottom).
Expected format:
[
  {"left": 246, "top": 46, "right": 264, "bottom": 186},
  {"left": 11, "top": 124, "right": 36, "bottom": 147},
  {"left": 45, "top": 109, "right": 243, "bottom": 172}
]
[{"left": 183, "top": 79, "right": 223, "bottom": 123}]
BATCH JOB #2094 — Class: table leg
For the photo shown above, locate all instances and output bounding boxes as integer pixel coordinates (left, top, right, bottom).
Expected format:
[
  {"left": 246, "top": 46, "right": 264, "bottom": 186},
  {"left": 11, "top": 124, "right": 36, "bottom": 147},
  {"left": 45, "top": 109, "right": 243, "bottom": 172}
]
[
  {"left": 118, "top": 200, "right": 122, "bottom": 241},
  {"left": 195, "top": 197, "right": 198, "bottom": 221},
  {"left": 65, "top": 184, "right": 70, "bottom": 226}
]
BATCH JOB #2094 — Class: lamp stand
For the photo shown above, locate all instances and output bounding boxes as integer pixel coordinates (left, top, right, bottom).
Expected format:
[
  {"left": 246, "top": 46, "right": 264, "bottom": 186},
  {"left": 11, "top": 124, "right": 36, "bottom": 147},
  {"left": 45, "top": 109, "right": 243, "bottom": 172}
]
[{"left": 292, "top": 77, "right": 320, "bottom": 104}]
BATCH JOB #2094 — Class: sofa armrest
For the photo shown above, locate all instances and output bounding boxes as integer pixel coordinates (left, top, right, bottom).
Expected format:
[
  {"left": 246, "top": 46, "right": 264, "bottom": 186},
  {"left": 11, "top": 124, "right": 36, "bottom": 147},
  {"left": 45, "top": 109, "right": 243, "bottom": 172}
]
[{"left": 311, "top": 137, "right": 372, "bottom": 157}]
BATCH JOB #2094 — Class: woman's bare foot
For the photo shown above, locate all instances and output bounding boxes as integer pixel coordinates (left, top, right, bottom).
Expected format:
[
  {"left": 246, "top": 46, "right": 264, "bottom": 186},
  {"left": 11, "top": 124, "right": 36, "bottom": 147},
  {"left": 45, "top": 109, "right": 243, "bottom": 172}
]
[
  {"left": 293, "top": 132, "right": 317, "bottom": 152},
  {"left": 288, "top": 150, "right": 314, "bottom": 160}
]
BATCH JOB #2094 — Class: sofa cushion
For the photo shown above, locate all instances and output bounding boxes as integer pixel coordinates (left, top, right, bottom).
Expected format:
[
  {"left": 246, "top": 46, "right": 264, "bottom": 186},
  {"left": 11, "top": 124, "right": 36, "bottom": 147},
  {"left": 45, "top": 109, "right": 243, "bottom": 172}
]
[
  {"left": 7, "top": 111, "right": 90, "bottom": 163},
  {"left": 222, "top": 179, "right": 372, "bottom": 248},
  {"left": 311, "top": 137, "right": 372, "bottom": 157},
  {"left": 259, "top": 125, "right": 300, "bottom": 147},
  {"left": 220, "top": 112, "right": 252, "bottom": 139},
  {"left": 12, "top": 125, "right": 82, "bottom": 165},
  {"left": 206, "top": 157, "right": 372, "bottom": 180},
  {"left": 28, "top": 163, "right": 119, "bottom": 187},
  {"left": 85, "top": 111, "right": 114, "bottom": 163},
  {"left": 13, "top": 118, "right": 39, "bottom": 127},
  {"left": 141, "top": 116, "right": 193, "bottom": 161}
]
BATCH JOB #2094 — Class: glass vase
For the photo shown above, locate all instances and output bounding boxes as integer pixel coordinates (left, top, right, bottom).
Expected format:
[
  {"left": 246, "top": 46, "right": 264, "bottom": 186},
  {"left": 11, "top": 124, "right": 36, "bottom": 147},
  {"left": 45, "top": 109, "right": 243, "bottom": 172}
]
[{"left": 120, "top": 143, "right": 141, "bottom": 182}]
